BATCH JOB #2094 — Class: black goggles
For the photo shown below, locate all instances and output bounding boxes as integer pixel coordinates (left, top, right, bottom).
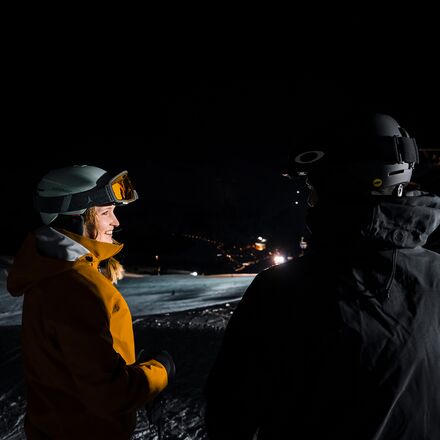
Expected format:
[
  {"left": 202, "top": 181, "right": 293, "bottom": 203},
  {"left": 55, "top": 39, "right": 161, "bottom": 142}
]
[{"left": 34, "top": 171, "right": 138, "bottom": 214}]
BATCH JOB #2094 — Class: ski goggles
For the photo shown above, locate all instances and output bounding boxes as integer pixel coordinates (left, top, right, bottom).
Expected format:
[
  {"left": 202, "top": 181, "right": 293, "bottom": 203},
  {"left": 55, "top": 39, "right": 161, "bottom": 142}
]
[
  {"left": 108, "top": 171, "right": 138, "bottom": 203},
  {"left": 34, "top": 170, "right": 138, "bottom": 214}
]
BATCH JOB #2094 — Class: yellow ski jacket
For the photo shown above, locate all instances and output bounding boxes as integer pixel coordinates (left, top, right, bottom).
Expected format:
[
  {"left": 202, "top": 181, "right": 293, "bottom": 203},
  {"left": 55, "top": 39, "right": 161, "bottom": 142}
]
[{"left": 7, "top": 226, "right": 168, "bottom": 439}]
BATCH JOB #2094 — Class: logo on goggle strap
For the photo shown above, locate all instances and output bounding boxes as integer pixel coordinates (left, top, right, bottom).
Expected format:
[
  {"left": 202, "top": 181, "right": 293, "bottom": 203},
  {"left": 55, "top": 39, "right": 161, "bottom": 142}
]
[{"left": 294, "top": 151, "right": 325, "bottom": 164}]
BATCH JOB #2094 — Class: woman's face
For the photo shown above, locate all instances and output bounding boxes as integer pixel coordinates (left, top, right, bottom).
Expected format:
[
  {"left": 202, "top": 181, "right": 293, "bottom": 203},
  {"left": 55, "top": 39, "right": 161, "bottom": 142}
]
[{"left": 87, "top": 205, "right": 120, "bottom": 243}]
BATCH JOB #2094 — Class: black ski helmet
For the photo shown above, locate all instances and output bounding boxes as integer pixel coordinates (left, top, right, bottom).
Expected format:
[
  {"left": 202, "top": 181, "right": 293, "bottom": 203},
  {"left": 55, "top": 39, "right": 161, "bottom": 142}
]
[{"left": 285, "top": 113, "right": 419, "bottom": 196}]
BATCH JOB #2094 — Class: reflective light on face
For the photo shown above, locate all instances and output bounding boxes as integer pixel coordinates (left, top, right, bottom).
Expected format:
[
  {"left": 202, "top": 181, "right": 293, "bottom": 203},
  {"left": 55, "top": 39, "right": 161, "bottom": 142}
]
[{"left": 93, "top": 205, "right": 120, "bottom": 243}]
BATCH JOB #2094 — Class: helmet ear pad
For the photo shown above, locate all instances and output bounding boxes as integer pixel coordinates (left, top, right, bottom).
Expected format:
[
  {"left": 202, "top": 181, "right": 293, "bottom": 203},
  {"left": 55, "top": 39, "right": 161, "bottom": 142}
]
[
  {"left": 49, "top": 214, "right": 85, "bottom": 236},
  {"left": 40, "top": 208, "right": 87, "bottom": 226}
]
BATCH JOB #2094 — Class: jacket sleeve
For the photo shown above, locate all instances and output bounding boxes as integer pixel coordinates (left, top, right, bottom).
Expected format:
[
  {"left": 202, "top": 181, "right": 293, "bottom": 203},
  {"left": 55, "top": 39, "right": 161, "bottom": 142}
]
[
  {"left": 205, "top": 273, "right": 266, "bottom": 439},
  {"left": 45, "top": 276, "right": 168, "bottom": 416}
]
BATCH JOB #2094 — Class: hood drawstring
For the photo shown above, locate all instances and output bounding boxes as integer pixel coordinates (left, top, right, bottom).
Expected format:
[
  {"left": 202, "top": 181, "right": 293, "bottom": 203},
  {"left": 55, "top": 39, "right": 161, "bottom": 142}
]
[{"left": 379, "top": 248, "right": 398, "bottom": 301}]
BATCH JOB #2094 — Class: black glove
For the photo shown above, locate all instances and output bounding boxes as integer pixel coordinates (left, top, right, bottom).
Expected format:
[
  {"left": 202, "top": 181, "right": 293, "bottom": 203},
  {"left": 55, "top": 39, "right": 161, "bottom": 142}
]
[{"left": 153, "top": 350, "right": 176, "bottom": 382}]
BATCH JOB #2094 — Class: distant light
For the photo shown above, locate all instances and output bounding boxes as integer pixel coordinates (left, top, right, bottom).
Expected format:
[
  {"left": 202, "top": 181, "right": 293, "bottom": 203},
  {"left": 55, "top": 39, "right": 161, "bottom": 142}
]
[
  {"left": 254, "top": 242, "right": 266, "bottom": 251},
  {"left": 273, "top": 255, "right": 285, "bottom": 265},
  {"left": 296, "top": 190, "right": 300, "bottom": 194},
  {"left": 294, "top": 201, "right": 299, "bottom": 205},
  {"left": 190, "top": 272, "right": 198, "bottom": 276}
]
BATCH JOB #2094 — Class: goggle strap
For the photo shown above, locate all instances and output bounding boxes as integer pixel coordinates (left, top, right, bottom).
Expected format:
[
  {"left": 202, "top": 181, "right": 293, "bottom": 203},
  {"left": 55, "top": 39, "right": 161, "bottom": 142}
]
[
  {"left": 34, "top": 187, "right": 115, "bottom": 214},
  {"left": 398, "top": 137, "right": 419, "bottom": 164}
]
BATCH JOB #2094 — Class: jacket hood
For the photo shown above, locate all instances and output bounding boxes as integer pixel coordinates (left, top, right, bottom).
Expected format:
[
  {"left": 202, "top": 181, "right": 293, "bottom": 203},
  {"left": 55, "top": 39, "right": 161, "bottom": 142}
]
[
  {"left": 7, "top": 226, "right": 123, "bottom": 297},
  {"left": 307, "top": 191, "right": 440, "bottom": 250},
  {"left": 366, "top": 192, "right": 440, "bottom": 247}
]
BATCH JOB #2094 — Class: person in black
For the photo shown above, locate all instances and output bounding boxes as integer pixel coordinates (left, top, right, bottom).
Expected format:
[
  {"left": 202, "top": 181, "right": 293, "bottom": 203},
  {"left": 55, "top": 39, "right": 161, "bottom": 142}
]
[{"left": 204, "top": 113, "right": 440, "bottom": 440}]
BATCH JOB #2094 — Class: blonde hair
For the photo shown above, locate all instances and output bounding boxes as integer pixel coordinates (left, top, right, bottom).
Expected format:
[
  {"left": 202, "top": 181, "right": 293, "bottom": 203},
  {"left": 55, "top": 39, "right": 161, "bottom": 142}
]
[{"left": 83, "top": 207, "right": 125, "bottom": 284}]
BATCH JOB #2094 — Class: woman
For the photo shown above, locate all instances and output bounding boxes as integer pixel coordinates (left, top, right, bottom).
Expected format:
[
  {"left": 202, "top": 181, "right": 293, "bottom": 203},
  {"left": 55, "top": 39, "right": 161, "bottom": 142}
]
[
  {"left": 83, "top": 205, "right": 126, "bottom": 283},
  {"left": 7, "top": 165, "right": 174, "bottom": 439}
]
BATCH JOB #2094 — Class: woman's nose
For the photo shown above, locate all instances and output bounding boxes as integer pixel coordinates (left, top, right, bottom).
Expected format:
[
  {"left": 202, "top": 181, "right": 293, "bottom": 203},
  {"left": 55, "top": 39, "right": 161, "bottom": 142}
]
[{"left": 111, "top": 213, "right": 120, "bottom": 226}]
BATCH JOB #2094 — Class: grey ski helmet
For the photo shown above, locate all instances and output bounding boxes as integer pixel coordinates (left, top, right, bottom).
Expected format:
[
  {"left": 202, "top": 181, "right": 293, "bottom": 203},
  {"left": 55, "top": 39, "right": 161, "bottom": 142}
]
[
  {"left": 34, "top": 165, "right": 138, "bottom": 225},
  {"left": 286, "top": 113, "right": 419, "bottom": 196}
]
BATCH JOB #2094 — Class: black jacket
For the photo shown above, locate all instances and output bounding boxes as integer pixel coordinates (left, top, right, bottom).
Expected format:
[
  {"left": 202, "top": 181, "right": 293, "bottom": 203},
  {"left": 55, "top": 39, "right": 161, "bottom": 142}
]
[{"left": 205, "top": 192, "right": 440, "bottom": 440}]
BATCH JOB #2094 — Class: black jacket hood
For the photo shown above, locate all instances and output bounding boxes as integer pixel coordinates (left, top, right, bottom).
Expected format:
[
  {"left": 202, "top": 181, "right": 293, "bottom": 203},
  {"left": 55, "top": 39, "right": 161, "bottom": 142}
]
[{"left": 307, "top": 191, "right": 440, "bottom": 250}]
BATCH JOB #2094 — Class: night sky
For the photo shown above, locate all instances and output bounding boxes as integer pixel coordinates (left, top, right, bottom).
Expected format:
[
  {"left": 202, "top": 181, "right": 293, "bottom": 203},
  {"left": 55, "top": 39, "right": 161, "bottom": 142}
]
[{"left": 3, "top": 79, "right": 439, "bottom": 268}]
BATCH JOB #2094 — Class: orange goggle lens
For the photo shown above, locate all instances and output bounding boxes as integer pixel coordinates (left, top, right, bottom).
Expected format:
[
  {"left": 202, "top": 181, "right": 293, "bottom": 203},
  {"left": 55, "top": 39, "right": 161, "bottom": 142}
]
[{"left": 110, "top": 172, "right": 136, "bottom": 202}]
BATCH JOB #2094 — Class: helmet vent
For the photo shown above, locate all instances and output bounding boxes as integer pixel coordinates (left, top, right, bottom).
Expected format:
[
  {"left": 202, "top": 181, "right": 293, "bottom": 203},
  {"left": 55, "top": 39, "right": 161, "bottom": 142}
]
[{"left": 389, "top": 169, "right": 405, "bottom": 176}]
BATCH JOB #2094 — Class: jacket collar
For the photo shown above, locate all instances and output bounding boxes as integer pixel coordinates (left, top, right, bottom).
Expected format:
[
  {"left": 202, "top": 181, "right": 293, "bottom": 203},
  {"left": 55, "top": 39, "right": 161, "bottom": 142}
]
[
  {"left": 307, "top": 192, "right": 440, "bottom": 250},
  {"left": 59, "top": 228, "right": 124, "bottom": 262},
  {"left": 35, "top": 226, "right": 123, "bottom": 263}
]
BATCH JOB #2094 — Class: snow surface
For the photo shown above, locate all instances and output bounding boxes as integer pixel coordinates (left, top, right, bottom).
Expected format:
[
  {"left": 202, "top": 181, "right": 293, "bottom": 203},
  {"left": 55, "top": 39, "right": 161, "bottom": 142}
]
[
  {"left": 0, "top": 303, "right": 243, "bottom": 439},
  {"left": 0, "top": 269, "right": 256, "bottom": 438},
  {"left": 0, "top": 271, "right": 255, "bottom": 326}
]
